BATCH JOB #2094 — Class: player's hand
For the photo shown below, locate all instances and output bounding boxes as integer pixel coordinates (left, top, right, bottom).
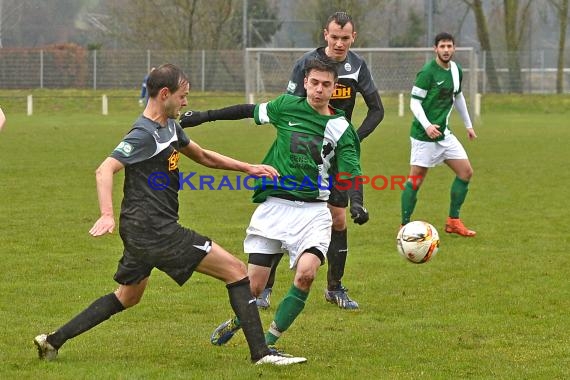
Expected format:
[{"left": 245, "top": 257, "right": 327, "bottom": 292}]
[
  {"left": 426, "top": 124, "right": 442, "bottom": 139},
  {"left": 89, "top": 214, "right": 115, "bottom": 237},
  {"left": 467, "top": 127, "right": 477, "bottom": 140},
  {"left": 179, "top": 110, "right": 206, "bottom": 128},
  {"left": 138, "top": 98, "right": 144, "bottom": 107},
  {"left": 245, "top": 164, "right": 280, "bottom": 179},
  {"left": 350, "top": 203, "right": 369, "bottom": 225}
]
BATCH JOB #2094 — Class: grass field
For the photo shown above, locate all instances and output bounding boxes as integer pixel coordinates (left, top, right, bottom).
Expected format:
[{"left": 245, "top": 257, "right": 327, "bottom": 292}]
[{"left": 1, "top": 91, "right": 569, "bottom": 379}]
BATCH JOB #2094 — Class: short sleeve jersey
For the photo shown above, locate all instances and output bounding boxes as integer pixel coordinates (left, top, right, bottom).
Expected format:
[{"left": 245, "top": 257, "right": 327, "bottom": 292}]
[
  {"left": 286, "top": 47, "right": 377, "bottom": 122},
  {"left": 410, "top": 59, "right": 463, "bottom": 142},
  {"left": 252, "top": 94, "right": 361, "bottom": 203},
  {"left": 110, "top": 116, "right": 190, "bottom": 236}
]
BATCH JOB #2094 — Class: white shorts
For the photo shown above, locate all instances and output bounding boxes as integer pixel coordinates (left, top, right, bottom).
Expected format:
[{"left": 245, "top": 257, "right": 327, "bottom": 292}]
[
  {"left": 244, "top": 196, "right": 332, "bottom": 269},
  {"left": 410, "top": 134, "right": 468, "bottom": 167}
]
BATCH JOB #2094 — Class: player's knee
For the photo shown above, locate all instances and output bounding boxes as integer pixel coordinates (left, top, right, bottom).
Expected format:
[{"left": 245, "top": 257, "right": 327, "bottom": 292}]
[
  {"left": 460, "top": 166, "right": 473, "bottom": 181},
  {"left": 294, "top": 271, "right": 316, "bottom": 290},
  {"left": 330, "top": 209, "right": 347, "bottom": 230},
  {"left": 115, "top": 291, "right": 142, "bottom": 309},
  {"left": 248, "top": 276, "right": 267, "bottom": 297}
]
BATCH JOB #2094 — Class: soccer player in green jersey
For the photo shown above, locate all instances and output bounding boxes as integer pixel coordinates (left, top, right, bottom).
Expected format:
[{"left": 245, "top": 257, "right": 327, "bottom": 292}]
[
  {"left": 181, "top": 12, "right": 382, "bottom": 311},
  {"left": 401, "top": 32, "right": 478, "bottom": 236},
  {"left": 182, "top": 58, "right": 367, "bottom": 350}
]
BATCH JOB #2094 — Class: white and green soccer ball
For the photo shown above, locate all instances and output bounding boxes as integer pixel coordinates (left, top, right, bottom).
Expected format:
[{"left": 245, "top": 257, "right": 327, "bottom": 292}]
[{"left": 397, "top": 221, "right": 440, "bottom": 264}]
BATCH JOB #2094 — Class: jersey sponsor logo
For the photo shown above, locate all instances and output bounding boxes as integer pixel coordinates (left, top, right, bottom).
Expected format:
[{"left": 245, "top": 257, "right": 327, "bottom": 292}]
[
  {"left": 168, "top": 150, "right": 180, "bottom": 171},
  {"left": 288, "top": 121, "right": 302, "bottom": 126},
  {"left": 436, "top": 80, "right": 445, "bottom": 86},
  {"left": 290, "top": 132, "right": 323, "bottom": 167},
  {"left": 114, "top": 141, "right": 133, "bottom": 156},
  {"left": 287, "top": 80, "right": 297, "bottom": 93},
  {"left": 332, "top": 84, "right": 352, "bottom": 99}
]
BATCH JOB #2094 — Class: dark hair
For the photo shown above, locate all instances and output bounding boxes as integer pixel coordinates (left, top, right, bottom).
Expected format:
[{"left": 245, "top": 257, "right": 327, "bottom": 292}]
[
  {"left": 303, "top": 58, "right": 339, "bottom": 82},
  {"left": 147, "top": 63, "right": 190, "bottom": 98},
  {"left": 325, "top": 11, "right": 354, "bottom": 31},
  {"left": 434, "top": 32, "right": 454, "bottom": 46}
]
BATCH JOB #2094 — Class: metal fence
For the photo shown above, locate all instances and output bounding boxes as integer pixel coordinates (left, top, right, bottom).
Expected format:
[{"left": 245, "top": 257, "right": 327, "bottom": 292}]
[{"left": 0, "top": 47, "right": 569, "bottom": 94}]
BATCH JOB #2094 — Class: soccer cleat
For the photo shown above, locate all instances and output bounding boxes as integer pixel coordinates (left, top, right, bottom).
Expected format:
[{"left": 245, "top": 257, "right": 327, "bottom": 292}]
[
  {"left": 255, "top": 353, "right": 307, "bottom": 366},
  {"left": 34, "top": 333, "right": 58, "bottom": 361},
  {"left": 445, "top": 217, "right": 476, "bottom": 237},
  {"left": 268, "top": 345, "right": 293, "bottom": 358},
  {"left": 324, "top": 286, "right": 359, "bottom": 310},
  {"left": 256, "top": 287, "right": 272, "bottom": 310},
  {"left": 210, "top": 317, "right": 241, "bottom": 346}
]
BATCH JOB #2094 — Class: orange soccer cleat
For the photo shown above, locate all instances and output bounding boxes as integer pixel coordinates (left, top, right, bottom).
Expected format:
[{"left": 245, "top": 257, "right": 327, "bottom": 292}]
[{"left": 445, "top": 217, "right": 476, "bottom": 237}]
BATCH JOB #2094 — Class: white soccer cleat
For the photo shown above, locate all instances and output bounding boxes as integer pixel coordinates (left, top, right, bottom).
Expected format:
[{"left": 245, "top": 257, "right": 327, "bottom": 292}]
[
  {"left": 255, "top": 353, "right": 307, "bottom": 366},
  {"left": 34, "top": 333, "right": 58, "bottom": 361}
]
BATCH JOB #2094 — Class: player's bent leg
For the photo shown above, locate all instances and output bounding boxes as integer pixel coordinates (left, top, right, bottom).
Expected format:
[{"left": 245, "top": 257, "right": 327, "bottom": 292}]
[{"left": 444, "top": 159, "right": 476, "bottom": 237}]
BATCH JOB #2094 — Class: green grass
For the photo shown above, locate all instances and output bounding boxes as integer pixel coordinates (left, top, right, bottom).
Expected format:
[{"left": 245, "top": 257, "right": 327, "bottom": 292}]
[{"left": 1, "top": 91, "right": 569, "bottom": 379}]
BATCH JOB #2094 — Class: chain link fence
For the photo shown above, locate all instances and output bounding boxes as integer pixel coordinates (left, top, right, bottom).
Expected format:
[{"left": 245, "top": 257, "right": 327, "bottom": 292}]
[{"left": 0, "top": 47, "right": 569, "bottom": 94}]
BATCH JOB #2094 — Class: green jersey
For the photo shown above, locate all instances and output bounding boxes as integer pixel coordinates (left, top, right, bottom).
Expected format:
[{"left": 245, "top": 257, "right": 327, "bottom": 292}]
[
  {"left": 410, "top": 59, "right": 463, "bottom": 142},
  {"left": 252, "top": 94, "right": 361, "bottom": 203}
]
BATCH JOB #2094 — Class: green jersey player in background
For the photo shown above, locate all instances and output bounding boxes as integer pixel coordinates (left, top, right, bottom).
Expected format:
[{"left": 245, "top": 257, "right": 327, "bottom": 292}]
[
  {"left": 181, "top": 58, "right": 368, "bottom": 350},
  {"left": 401, "top": 32, "right": 477, "bottom": 237}
]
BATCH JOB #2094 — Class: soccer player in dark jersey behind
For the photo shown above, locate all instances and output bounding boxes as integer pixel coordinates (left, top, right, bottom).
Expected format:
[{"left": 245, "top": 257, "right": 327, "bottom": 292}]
[{"left": 33, "top": 63, "right": 306, "bottom": 366}]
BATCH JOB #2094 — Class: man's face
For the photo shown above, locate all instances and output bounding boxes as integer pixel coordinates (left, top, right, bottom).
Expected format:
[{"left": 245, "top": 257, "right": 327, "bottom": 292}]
[
  {"left": 304, "top": 69, "right": 336, "bottom": 110},
  {"left": 164, "top": 81, "right": 189, "bottom": 119},
  {"left": 323, "top": 21, "right": 355, "bottom": 62},
  {"left": 435, "top": 39, "right": 455, "bottom": 64}
]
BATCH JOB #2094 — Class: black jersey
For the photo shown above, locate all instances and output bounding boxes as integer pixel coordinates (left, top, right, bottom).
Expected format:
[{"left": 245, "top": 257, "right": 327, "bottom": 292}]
[
  {"left": 110, "top": 116, "right": 190, "bottom": 237},
  {"left": 286, "top": 47, "right": 378, "bottom": 122}
]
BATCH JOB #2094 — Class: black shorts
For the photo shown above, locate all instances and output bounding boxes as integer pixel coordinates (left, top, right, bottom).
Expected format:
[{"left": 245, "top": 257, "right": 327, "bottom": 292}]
[
  {"left": 327, "top": 177, "right": 349, "bottom": 208},
  {"left": 115, "top": 226, "right": 211, "bottom": 286}
]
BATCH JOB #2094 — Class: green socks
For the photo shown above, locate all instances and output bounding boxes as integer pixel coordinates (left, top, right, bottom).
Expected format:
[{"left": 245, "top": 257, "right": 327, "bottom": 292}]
[
  {"left": 449, "top": 176, "right": 469, "bottom": 218},
  {"left": 265, "top": 285, "right": 308, "bottom": 345},
  {"left": 401, "top": 180, "right": 419, "bottom": 225}
]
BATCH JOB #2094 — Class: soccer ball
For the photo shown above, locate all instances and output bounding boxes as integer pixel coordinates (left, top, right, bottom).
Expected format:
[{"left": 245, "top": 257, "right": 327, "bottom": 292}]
[{"left": 396, "top": 221, "right": 440, "bottom": 264}]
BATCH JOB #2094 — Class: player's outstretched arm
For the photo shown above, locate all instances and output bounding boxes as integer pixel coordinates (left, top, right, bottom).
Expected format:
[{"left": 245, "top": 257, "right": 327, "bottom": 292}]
[
  {"left": 179, "top": 140, "right": 279, "bottom": 179},
  {"left": 179, "top": 104, "right": 256, "bottom": 128}
]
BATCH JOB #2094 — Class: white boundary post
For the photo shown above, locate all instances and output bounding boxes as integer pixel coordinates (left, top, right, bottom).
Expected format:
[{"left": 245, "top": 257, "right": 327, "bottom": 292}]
[
  {"left": 102, "top": 95, "right": 108, "bottom": 116},
  {"left": 27, "top": 95, "right": 33, "bottom": 116},
  {"left": 398, "top": 93, "right": 404, "bottom": 117},
  {"left": 475, "top": 93, "right": 481, "bottom": 119}
]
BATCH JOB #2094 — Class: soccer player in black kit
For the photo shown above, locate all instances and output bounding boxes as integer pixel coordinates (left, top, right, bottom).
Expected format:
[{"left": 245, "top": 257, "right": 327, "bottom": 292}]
[{"left": 33, "top": 64, "right": 305, "bottom": 366}]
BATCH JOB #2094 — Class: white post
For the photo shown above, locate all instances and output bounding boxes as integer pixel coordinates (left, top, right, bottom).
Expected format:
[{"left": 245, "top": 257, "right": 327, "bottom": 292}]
[
  {"left": 102, "top": 94, "right": 108, "bottom": 116},
  {"left": 475, "top": 93, "right": 481, "bottom": 118},
  {"left": 398, "top": 93, "right": 404, "bottom": 117},
  {"left": 27, "top": 95, "right": 33, "bottom": 116}
]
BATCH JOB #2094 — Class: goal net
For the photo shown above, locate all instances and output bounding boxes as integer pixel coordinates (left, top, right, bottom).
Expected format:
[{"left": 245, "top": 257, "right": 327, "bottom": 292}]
[{"left": 244, "top": 47, "right": 478, "bottom": 114}]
